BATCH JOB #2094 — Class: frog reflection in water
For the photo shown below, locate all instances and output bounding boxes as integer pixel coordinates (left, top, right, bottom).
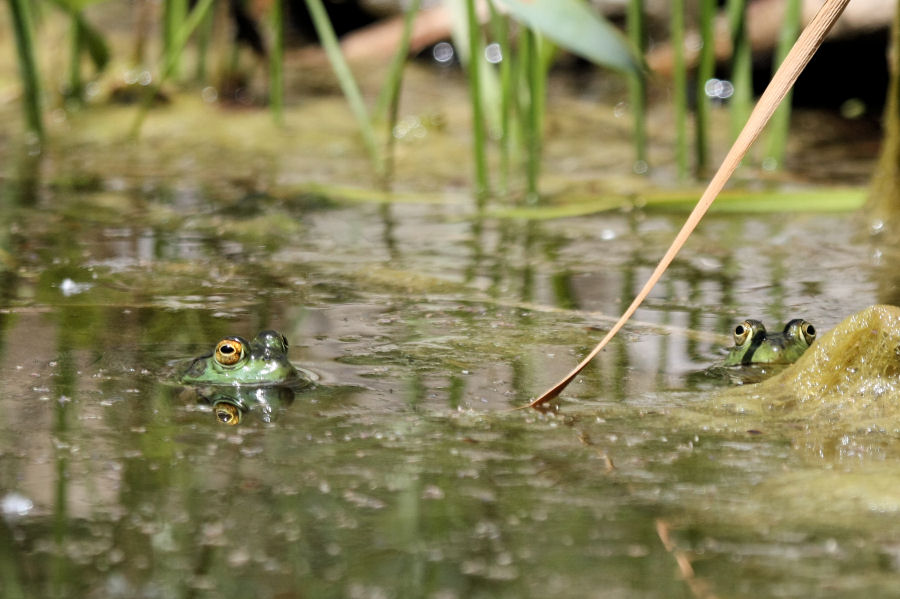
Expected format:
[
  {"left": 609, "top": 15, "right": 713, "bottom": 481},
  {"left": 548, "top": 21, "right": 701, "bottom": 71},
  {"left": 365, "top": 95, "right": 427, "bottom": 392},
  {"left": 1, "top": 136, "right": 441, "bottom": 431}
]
[
  {"left": 199, "top": 386, "right": 296, "bottom": 426},
  {"left": 180, "top": 330, "right": 303, "bottom": 386},
  {"left": 723, "top": 318, "right": 817, "bottom": 366}
]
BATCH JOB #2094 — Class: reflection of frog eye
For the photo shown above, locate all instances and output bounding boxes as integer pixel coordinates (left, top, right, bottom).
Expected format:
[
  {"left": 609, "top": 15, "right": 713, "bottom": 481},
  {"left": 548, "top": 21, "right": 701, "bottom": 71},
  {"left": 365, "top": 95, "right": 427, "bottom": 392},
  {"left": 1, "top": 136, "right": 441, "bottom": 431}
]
[
  {"left": 733, "top": 321, "right": 753, "bottom": 346},
  {"left": 215, "top": 339, "right": 243, "bottom": 366},
  {"left": 800, "top": 322, "right": 816, "bottom": 344},
  {"left": 214, "top": 402, "right": 242, "bottom": 425}
]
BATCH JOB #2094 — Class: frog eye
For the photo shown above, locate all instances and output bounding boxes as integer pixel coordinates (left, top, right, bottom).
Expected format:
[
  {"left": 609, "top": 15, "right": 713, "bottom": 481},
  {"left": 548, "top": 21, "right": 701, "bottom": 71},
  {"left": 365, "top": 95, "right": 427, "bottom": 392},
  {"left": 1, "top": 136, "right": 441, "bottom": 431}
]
[
  {"left": 214, "top": 339, "right": 243, "bottom": 366},
  {"left": 800, "top": 322, "right": 816, "bottom": 344},
  {"left": 214, "top": 402, "right": 242, "bottom": 426},
  {"left": 733, "top": 321, "right": 753, "bottom": 346}
]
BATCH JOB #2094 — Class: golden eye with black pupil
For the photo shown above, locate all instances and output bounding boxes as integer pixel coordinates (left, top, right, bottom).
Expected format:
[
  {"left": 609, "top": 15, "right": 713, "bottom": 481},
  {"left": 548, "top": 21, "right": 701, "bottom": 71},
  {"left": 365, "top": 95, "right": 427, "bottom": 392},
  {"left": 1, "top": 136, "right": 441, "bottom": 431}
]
[
  {"left": 215, "top": 339, "right": 243, "bottom": 366},
  {"left": 214, "top": 403, "right": 241, "bottom": 425},
  {"left": 733, "top": 321, "right": 752, "bottom": 346},
  {"left": 801, "top": 322, "right": 816, "bottom": 344}
]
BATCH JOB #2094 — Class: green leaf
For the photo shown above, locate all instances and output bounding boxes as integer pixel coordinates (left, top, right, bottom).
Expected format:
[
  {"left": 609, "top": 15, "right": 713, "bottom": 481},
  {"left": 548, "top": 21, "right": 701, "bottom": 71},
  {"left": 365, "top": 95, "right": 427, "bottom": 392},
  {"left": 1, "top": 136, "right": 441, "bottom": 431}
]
[{"left": 495, "top": 0, "right": 639, "bottom": 74}]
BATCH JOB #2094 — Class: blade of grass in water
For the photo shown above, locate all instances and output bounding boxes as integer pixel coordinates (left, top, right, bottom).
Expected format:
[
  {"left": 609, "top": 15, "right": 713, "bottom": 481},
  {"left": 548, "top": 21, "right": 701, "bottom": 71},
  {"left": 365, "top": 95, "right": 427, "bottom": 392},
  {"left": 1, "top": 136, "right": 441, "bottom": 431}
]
[
  {"left": 488, "top": 2, "right": 513, "bottom": 193},
  {"left": 627, "top": 0, "right": 647, "bottom": 171},
  {"left": 377, "top": 0, "right": 421, "bottom": 183},
  {"left": 304, "top": 0, "right": 383, "bottom": 175},
  {"left": 465, "top": 0, "right": 490, "bottom": 199},
  {"left": 670, "top": 0, "right": 688, "bottom": 179},
  {"left": 67, "top": 12, "right": 84, "bottom": 104},
  {"left": 194, "top": 0, "right": 214, "bottom": 83},
  {"left": 764, "top": 0, "right": 802, "bottom": 167},
  {"left": 7, "top": 0, "right": 43, "bottom": 140},
  {"left": 374, "top": 0, "right": 421, "bottom": 123},
  {"left": 524, "top": 30, "right": 552, "bottom": 203},
  {"left": 694, "top": 0, "right": 715, "bottom": 176},
  {"left": 130, "top": 0, "right": 215, "bottom": 136},
  {"left": 727, "top": 0, "right": 752, "bottom": 141},
  {"left": 163, "top": 0, "right": 187, "bottom": 80},
  {"left": 270, "top": 0, "right": 284, "bottom": 125}
]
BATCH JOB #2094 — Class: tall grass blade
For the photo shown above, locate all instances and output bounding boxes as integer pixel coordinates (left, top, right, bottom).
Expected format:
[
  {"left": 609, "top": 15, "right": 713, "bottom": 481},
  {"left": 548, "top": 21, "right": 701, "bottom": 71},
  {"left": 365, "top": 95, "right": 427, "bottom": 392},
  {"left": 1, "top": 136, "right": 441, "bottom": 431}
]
[
  {"left": 488, "top": 2, "right": 513, "bottom": 193},
  {"left": 524, "top": 31, "right": 553, "bottom": 203},
  {"left": 46, "top": 0, "right": 111, "bottom": 102},
  {"left": 763, "top": 0, "right": 802, "bottom": 167},
  {"left": 304, "top": 0, "right": 383, "bottom": 175},
  {"left": 670, "top": 0, "right": 688, "bottom": 179},
  {"left": 163, "top": 0, "right": 188, "bottom": 80},
  {"left": 375, "top": 0, "right": 422, "bottom": 183},
  {"left": 7, "top": 0, "right": 43, "bottom": 140},
  {"left": 270, "top": 0, "right": 284, "bottom": 125},
  {"left": 727, "top": 0, "right": 752, "bottom": 141},
  {"left": 374, "top": 0, "right": 421, "bottom": 123},
  {"left": 68, "top": 13, "right": 85, "bottom": 103},
  {"left": 465, "top": 0, "right": 490, "bottom": 199},
  {"left": 627, "top": 0, "right": 647, "bottom": 170},
  {"left": 194, "top": 0, "right": 215, "bottom": 83},
  {"left": 694, "top": 0, "right": 716, "bottom": 176}
]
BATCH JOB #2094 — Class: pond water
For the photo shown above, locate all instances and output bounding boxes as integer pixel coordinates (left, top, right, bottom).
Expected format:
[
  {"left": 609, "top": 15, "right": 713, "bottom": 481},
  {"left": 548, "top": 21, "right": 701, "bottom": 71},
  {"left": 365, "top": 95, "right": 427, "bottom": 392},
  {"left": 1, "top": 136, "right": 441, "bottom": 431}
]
[{"left": 2, "top": 68, "right": 900, "bottom": 597}]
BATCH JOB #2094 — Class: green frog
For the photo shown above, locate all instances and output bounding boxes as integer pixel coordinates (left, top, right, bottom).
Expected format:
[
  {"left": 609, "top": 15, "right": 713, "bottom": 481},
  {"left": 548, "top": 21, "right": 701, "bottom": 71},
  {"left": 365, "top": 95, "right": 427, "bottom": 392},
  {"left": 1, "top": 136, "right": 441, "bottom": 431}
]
[
  {"left": 723, "top": 318, "right": 816, "bottom": 366},
  {"left": 180, "top": 330, "right": 306, "bottom": 386}
]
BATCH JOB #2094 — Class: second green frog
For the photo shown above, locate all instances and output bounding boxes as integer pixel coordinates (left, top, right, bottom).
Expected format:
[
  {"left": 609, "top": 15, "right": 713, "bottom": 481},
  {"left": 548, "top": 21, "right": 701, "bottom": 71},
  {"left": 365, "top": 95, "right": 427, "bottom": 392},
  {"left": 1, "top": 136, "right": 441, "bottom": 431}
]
[{"left": 723, "top": 318, "right": 816, "bottom": 366}]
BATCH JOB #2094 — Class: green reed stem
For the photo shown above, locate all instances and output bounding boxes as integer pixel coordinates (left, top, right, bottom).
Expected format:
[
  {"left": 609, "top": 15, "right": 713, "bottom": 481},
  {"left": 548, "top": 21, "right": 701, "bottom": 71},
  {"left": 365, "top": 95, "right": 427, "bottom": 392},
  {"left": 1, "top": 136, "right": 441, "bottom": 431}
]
[
  {"left": 163, "top": 0, "right": 187, "bottom": 80},
  {"left": 377, "top": 0, "right": 421, "bottom": 183},
  {"left": 194, "top": 0, "right": 215, "bottom": 83},
  {"left": 524, "top": 29, "right": 544, "bottom": 203},
  {"left": 488, "top": 2, "right": 513, "bottom": 194},
  {"left": 465, "top": 0, "right": 490, "bottom": 199},
  {"left": 627, "top": 0, "right": 647, "bottom": 170},
  {"left": 68, "top": 12, "right": 84, "bottom": 104},
  {"left": 694, "top": 0, "right": 716, "bottom": 176},
  {"left": 131, "top": 0, "right": 215, "bottom": 137},
  {"left": 763, "top": 0, "right": 802, "bottom": 167},
  {"left": 7, "top": 0, "right": 43, "bottom": 140},
  {"left": 671, "top": 0, "right": 688, "bottom": 179},
  {"left": 304, "top": 0, "right": 383, "bottom": 175},
  {"left": 270, "top": 0, "right": 284, "bottom": 125},
  {"left": 727, "top": 0, "right": 752, "bottom": 141},
  {"left": 374, "top": 0, "right": 420, "bottom": 123}
]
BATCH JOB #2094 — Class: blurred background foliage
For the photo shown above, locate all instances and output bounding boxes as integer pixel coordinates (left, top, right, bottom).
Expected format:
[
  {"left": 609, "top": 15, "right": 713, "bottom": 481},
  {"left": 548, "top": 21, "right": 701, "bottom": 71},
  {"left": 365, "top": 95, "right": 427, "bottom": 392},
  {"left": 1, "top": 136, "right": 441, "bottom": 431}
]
[{"left": 2, "top": 0, "right": 895, "bottom": 204}]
